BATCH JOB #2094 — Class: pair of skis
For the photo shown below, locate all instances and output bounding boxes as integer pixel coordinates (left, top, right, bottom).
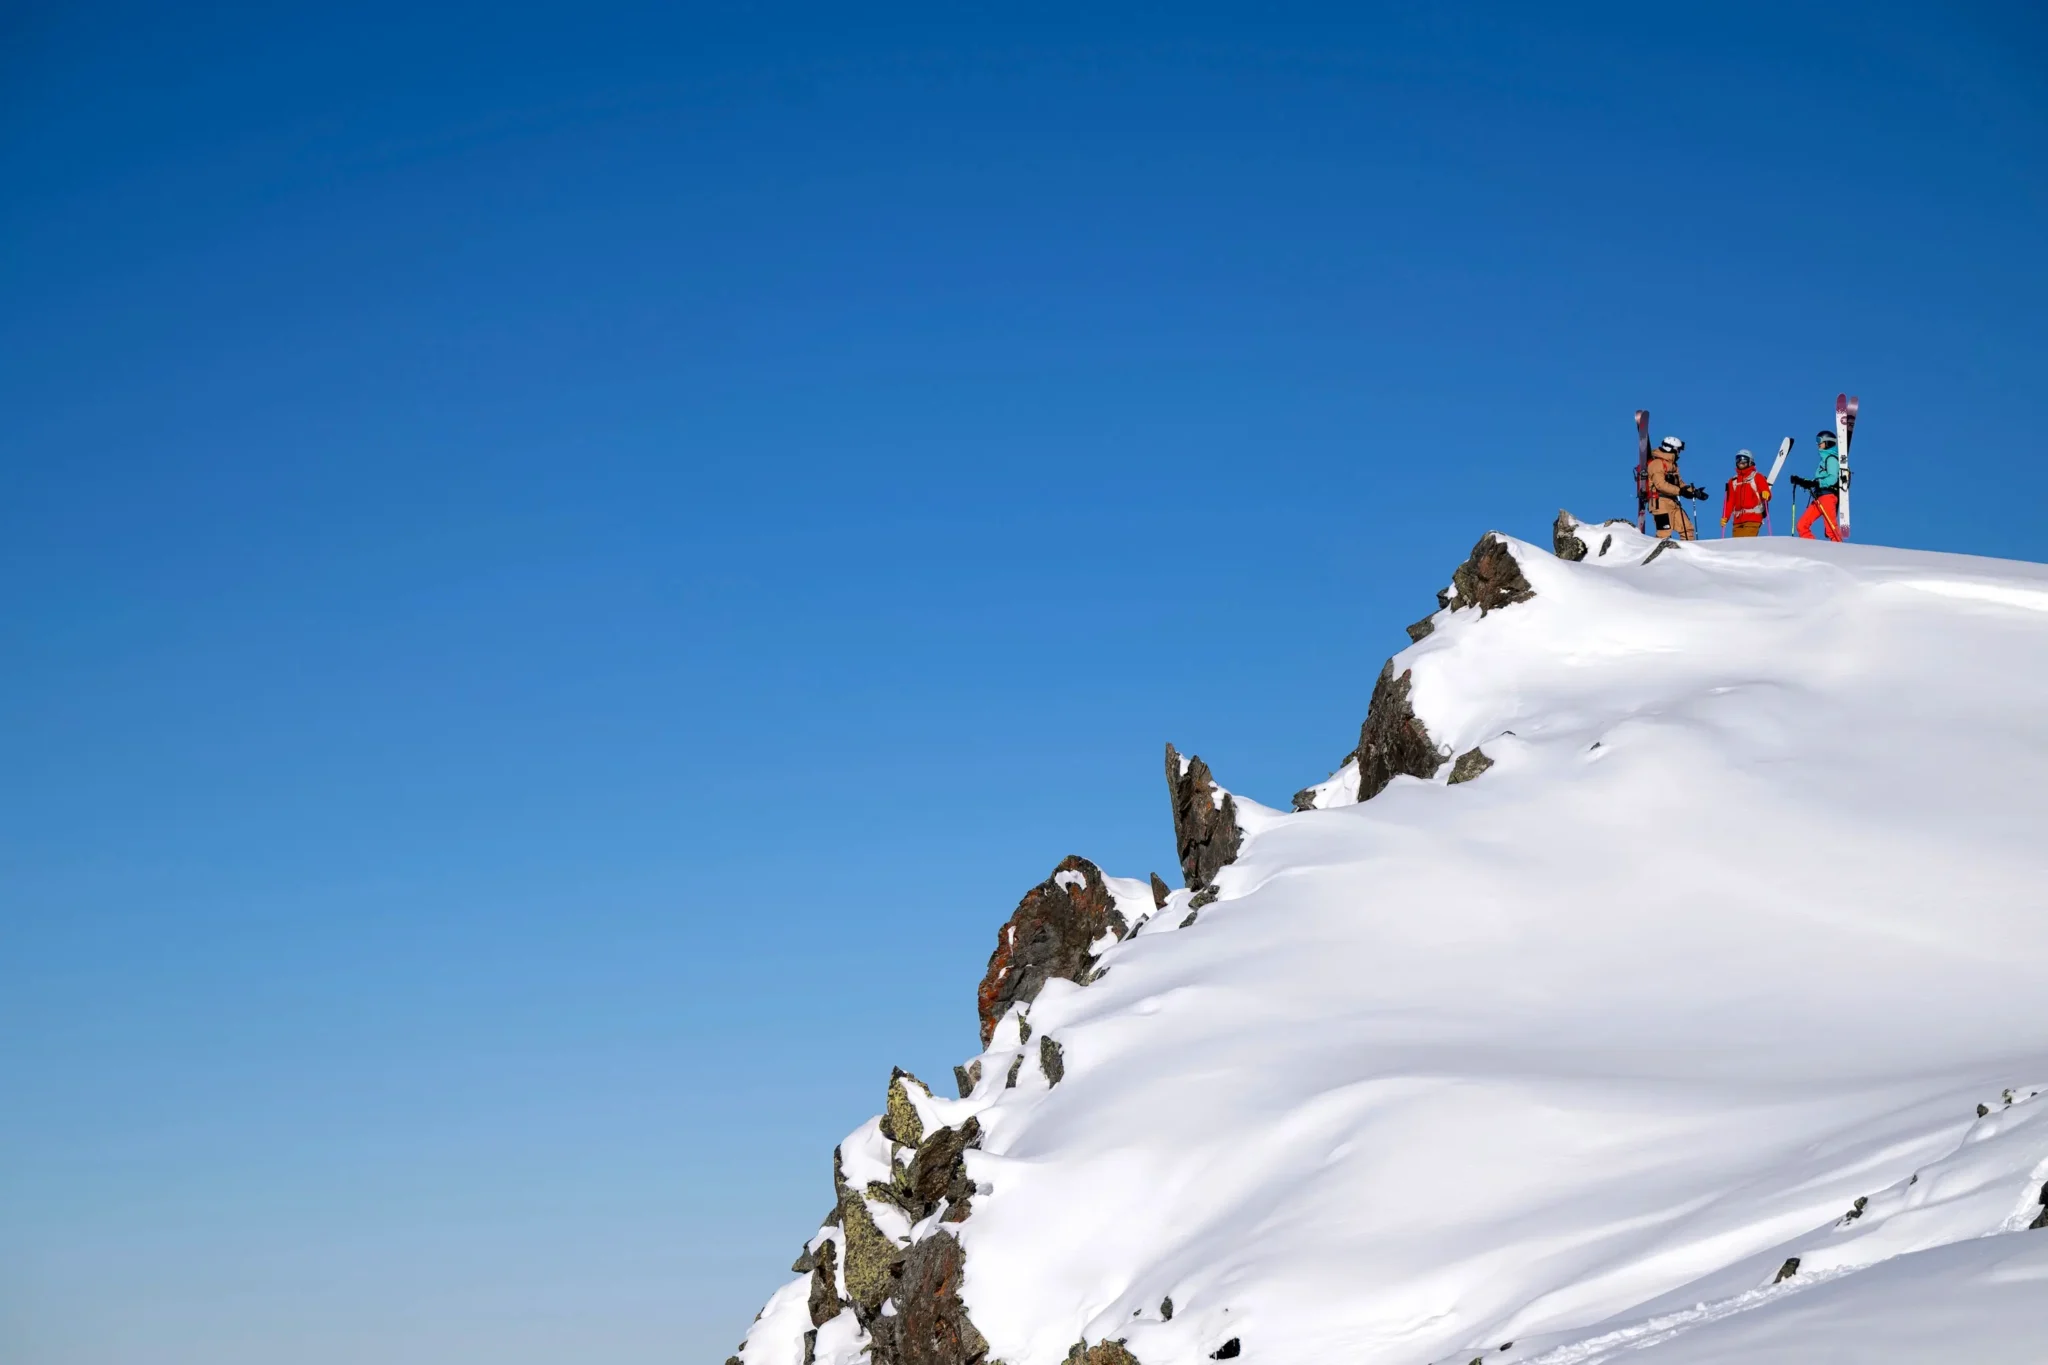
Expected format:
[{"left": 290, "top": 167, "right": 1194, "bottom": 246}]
[{"left": 1836, "top": 393, "right": 1858, "bottom": 539}]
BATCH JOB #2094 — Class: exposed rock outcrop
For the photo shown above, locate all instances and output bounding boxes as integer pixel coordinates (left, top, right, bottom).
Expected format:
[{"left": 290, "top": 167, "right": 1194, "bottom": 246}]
[
  {"left": 976, "top": 856, "right": 1132, "bottom": 1046},
  {"left": 906, "top": 1118, "right": 980, "bottom": 1220},
  {"left": 838, "top": 1189, "right": 897, "bottom": 1316},
  {"left": 1039, "top": 1035, "right": 1065, "bottom": 1086},
  {"left": 882, "top": 1069, "right": 928, "bottom": 1147},
  {"left": 807, "top": 1238, "right": 841, "bottom": 1327},
  {"left": 1148, "top": 872, "right": 1170, "bottom": 909},
  {"left": 1164, "top": 744, "right": 1243, "bottom": 889},
  {"left": 1444, "top": 532, "right": 1536, "bottom": 615},
  {"left": 1066, "top": 1341, "right": 1142, "bottom": 1365},
  {"left": 1357, "top": 662, "right": 1448, "bottom": 802},
  {"left": 1448, "top": 747, "right": 1494, "bottom": 785},
  {"left": 870, "top": 1233, "right": 989, "bottom": 1365},
  {"left": 1553, "top": 510, "right": 1589, "bottom": 562}
]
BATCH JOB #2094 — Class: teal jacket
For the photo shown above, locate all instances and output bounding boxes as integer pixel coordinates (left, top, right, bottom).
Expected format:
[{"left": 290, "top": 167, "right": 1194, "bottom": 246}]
[{"left": 1814, "top": 449, "right": 1842, "bottom": 491}]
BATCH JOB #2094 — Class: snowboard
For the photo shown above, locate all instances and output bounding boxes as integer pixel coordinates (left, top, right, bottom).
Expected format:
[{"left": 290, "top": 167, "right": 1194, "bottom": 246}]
[
  {"left": 1836, "top": 394, "right": 1858, "bottom": 538},
  {"left": 1635, "top": 410, "right": 1651, "bottom": 532}
]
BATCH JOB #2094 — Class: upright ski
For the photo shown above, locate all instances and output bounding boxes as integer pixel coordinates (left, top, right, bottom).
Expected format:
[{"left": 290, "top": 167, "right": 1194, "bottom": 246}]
[
  {"left": 1766, "top": 437, "right": 1792, "bottom": 534},
  {"left": 1836, "top": 395, "right": 1858, "bottom": 538},
  {"left": 1635, "top": 410, "right": 1652, "bottom": 532}
]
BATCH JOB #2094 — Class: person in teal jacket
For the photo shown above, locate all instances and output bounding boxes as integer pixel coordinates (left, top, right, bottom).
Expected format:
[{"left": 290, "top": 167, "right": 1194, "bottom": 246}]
[{"left": 1791, "top": 430, "right": 1844, "bottom": 541}]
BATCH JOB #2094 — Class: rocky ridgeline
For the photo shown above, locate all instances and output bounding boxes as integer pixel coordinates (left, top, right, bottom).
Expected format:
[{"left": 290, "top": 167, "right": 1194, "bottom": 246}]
[{"left": 732, "top": 529, "right": 1560, "bottom": 1365}]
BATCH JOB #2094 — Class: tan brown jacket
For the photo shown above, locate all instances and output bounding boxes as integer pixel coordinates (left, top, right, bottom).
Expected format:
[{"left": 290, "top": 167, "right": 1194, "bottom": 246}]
[{"left": 1647, "top": 454, "right": 1684, "bottom": 510}]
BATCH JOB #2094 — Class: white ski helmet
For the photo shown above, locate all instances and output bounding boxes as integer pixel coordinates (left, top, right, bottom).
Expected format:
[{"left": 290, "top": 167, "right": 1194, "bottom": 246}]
[{"left": 1658, "top": 436, "right": 1685, "bottom": 455}]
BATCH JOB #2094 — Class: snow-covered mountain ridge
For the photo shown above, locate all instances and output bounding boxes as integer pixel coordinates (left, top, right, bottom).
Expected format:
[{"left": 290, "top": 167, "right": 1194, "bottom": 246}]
[{"left": 733, "top": 518, "right": 2048, "bottom": 1365}]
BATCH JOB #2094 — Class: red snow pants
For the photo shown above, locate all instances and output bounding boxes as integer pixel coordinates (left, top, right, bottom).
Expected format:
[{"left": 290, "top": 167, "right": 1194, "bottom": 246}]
[{"left": 1797, "top": 493, "right": 1842, "bottom": 542}]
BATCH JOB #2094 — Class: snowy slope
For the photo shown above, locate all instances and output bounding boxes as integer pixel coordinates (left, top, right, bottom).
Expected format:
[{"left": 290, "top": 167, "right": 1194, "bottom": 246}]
[{"left": 738, "top": 526, "right": 2048, "bottom": 1365}]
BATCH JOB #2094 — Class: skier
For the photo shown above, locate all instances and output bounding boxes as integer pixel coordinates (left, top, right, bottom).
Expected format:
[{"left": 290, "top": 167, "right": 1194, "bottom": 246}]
[
  {"left": 1720, "top": 451, "right": 1773, "bottom": 538},
  {"left": 1790, "top": 430, "right": 1845, "bottom": 542},
  {"left": 1646, "top": 436, "right": 1699, "bottom": 541}
]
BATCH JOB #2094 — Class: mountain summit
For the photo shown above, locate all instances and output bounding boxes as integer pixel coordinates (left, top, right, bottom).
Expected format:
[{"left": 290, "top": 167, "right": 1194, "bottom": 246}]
[{"left": 733, "top": 521, "right": 2048, "bottom": 1365}]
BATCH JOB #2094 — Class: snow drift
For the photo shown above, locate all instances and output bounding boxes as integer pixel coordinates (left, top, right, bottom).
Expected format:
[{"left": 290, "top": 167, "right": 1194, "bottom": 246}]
[{"left": 733, "top": 521, "right": 2048, "bottom": 1365}]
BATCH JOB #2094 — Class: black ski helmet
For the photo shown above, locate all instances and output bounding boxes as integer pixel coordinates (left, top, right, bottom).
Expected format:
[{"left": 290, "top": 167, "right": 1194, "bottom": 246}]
[
  {"left": 1735, "top": 451, "right": 1755, "bottom": 470},
  {"left": 1816, "top": 429, "right": 1838, "bottom": 446}
]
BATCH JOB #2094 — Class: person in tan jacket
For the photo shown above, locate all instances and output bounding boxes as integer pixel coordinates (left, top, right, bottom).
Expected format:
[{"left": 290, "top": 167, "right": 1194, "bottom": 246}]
[{"left": 1646, "top": 435, "right": 1698, "bottom": 541}]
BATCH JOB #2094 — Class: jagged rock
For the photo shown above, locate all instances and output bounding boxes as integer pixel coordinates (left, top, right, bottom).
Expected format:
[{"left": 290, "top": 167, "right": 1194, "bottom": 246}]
[
  {"left": 808, "top": 1237, "right": 842, "bottom": 1327},
  {"left": 878, "top": 1233, "right": 989, "bottom": 1365},
  {"left": 1357, "top": 662, "right": 1448, "bottom": 802},
  {"left": 1018, "top": 1017, "right": 1031, "bottom": 1044},
  {"left": 1446, "top": 533, "right": 1536, "bottom": 615},
  {"left": 839, "top": 1192, "right": 898, "bottom": 1316},
  {"left": 1599, "top": 533, "right": 1613, "bottom": 557},
  {"left": 976, "top": 856, "right": 1132, "bottom": 1046},
  {"left": 1843, "top": 1196, "right": 1868, "bottom": 1223},
  {"left": 1149, "top": 872, "right": 1170, "bottom": 909},
  {"left": 1978, "top": 1103, "right": 1991, "bottom": 1117},
  {"left": 803, "top": 1330, "right": 818, "bottom": 1365},
  {"left": 1405, "top": 616, "right": 1436, "bottom": 642},
  {"left": 1448, "top": 747, "right": 1494, "bottom": 785},
  {"left": 1164, "top": 744, "right": 1243, "bottom": 889},
  {"left": 2029, "top": 1182, "right": 2048, "bottom": 1229},
  {"left": 1004, "top": 1055, "right": 1023, "bottom": 1089},
  {"left": 1209, "top": 1339, "right": 1240, "bottom": 1360},
  {"left": 1642, "top": 538, "right": 1682, "bottom": 565},
  {"left": 907, "top": 1118, "right": 981, "bottom": 1216},
  {"left": 1066, "top": 1342, "right": 1141, "bottom": 1365},
  {"left": 1040, "top": 1036, "right": 1065, "bottom": 1086},
  {"left": 1773, "top": 1256, "right": 1801, "bottom": 1284},
  {"left": 1159, "top": 1297, "right": 1173, "bottom": 1321},
  {"left": 1553, "top": 510, "right": 1589, "bottom": 562},
  {"left": 882, "top": 1069, "right": 929, "bottom": 1148},
  {"left": 952, "top": 1061, "right": 981, "bottom": 1098}
]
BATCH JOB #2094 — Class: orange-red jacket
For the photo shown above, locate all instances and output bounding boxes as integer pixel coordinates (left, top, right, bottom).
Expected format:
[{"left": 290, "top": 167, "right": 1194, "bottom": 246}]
[{"left": 1723, "top": 468, "right": 1773, "bottom": 526}]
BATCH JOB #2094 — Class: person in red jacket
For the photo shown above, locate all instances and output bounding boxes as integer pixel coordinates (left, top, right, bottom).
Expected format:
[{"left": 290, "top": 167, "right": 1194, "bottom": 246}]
[{"left": 1720, "top": 450, "right": 1772, "bottom": 537}]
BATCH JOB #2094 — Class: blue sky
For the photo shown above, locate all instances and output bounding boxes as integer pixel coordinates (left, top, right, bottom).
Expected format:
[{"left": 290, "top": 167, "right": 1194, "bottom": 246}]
[{"left": 3, "top": 4, "right": 2044, "bottom": 1362}]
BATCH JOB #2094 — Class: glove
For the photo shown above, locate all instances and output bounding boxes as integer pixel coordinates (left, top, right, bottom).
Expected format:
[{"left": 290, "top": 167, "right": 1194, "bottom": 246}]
[{"left": 1790, "top": 475, "right": 1817, "bottom": 493}]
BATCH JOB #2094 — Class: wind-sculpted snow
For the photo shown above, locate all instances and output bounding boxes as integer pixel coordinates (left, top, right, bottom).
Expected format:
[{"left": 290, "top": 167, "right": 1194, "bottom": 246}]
[{"left": 736, "top": 527, "right": 2048, "bottom": 1365}]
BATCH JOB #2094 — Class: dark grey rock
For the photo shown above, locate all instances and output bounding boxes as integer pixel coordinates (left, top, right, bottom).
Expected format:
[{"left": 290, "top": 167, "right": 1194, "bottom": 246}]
[
  {"left": 1004, "top": 1055, "right": 1023, "bottom": 1089},
  {"left": 1448, "top": 747, "right": 1494, "bottom": 785},
  {"left": 1773, "top": 1257, "right": 1800, "bottom": 1284},
  {"left": 1357, "top": 662, "right": 1448, "bottom": 802},
  {"left": 1149, "top": 872, "right": 1170, "bottom": 909},
  {"left": 1040, "top": 1036, "right": 1065, "bottom": 1087},
  {"left": 1160, "top": 1298, "right": 1173, "bottom": 1321},
  {"left": 1553, "top": 510, "right": 1588, "bottom": 562},
  {"left": 1164, "top": 744, "right": 1243, "bottom": 890},
  {"left": 1599, "top": 534, "right": 1613, "bottom": 557},
  {"left": 1642, "top": 538, "right": 1682, "bottom": 565},
  {"left": 1405, "top": 616, "right": 1436, "bottom": 642},
  {"left": 1210, "top": 1339, "right": 1240, "bottom": 1360},
  {"left": 952, "top": 1061, "right": 980, "bottom": 1098},
  {"left": 808, "top": 1237, "right": 842, "bottom": 1327},
  {"left": 906, "top": 1118, "right": 981, "bottom": 1219}
]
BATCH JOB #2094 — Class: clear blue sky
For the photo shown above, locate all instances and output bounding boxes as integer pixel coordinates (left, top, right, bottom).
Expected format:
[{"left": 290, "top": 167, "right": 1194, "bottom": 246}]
[{"left": 3, "top": 4, "right": 2043, "bottom": 1362}]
